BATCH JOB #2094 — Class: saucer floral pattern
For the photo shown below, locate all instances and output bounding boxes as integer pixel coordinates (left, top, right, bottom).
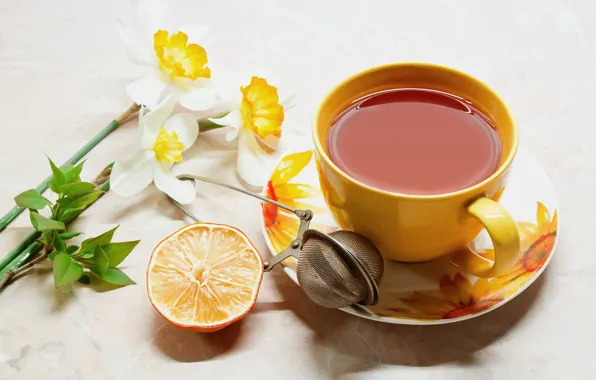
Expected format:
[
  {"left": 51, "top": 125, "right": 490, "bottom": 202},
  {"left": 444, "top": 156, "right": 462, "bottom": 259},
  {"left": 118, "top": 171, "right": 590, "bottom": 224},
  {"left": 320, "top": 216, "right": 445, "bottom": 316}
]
[
  {"left": 489, "top": 201, "right": 558, "bottom": 296},
  {"left": 382, "top": 201, "right": 558, "bottom": 320},
  {"left": 263, "top": 150, "right": 335, "bottom": 254},
  {"left": 388, "top": 273, "right": 505, "bottom": 320}
]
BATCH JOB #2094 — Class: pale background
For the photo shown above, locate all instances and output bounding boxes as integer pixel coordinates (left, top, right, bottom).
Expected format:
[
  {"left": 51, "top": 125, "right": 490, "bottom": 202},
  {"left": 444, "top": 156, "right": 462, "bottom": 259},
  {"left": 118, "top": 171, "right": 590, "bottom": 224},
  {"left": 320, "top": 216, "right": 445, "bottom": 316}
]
[{"left": 0, "top": 0, "right": 594, "bottom": 379}]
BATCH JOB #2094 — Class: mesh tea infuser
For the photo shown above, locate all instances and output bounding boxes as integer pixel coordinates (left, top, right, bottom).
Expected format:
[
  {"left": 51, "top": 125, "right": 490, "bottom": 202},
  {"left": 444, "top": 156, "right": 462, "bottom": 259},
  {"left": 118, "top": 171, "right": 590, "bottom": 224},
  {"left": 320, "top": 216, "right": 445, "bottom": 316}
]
[{"left": 169, "top": 174, "right": 384, "bottom": 310}]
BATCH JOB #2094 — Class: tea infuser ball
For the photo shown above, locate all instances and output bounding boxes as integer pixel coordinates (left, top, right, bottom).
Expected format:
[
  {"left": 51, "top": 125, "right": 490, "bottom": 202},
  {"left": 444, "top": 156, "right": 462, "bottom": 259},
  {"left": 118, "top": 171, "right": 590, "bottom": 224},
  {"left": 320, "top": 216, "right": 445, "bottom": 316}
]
[
  {"left": 297, "top": 229, "right": 383, "bottom": 308},
  {"left": 170, "top": 174, "right": 385, "bottom": 309}
]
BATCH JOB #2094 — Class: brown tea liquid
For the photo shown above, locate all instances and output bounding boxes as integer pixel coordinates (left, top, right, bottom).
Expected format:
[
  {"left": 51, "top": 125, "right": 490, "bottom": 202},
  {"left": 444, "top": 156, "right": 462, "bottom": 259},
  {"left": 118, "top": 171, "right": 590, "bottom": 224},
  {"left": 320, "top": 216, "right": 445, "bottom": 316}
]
[{"left": 327, "top": 88, "right": 501, "bottom": 195}]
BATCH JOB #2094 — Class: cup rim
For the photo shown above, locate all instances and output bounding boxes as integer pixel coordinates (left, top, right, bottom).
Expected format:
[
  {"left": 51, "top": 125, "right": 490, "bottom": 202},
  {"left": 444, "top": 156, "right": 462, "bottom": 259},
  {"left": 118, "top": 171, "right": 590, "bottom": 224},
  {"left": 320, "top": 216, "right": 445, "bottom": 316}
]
[{"left": 312, "top": 62, "right": 519, "bottom": 201}]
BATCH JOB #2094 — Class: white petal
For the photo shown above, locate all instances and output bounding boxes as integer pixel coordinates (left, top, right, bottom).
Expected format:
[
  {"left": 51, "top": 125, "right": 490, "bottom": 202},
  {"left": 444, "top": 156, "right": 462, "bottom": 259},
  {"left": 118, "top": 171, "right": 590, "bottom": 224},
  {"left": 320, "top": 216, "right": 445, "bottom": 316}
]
[
  {"left": 261, "top": 134, "right": 283, "bottom": 150},
  {"left": 126, "top": 76, "right": 168, "bottom": 110},
  {"left": 171, "top": 76, "right": 196, "bottom": 92},
  {"left": 154, "top": 163, "right": 196, "bottom": 204},
  {"left": 286, "top": 119, "right": 310, "bottom": 140},
  {"left": 116, "top": 17, "right": 155, "bottom": 66},
  {"left": 138, "top": 108, "right": 156, "bottom": 149},
  {"left": 210, "top": 71, "right": 244, "bottom": 108},
  {"left": 281, "top": 91, "right": 298, "bottom": 110},
  {"left": 143, "top": 93, "right": 176, "bottom": 132},
  {"left": 110, "top": 150, "right": 156, "bottom": 197},
  {"left": 208, "top": 109, "right": 243, "bottom": 129},
  {"left": 178, "top": 24, "right": 209, "bottom": 44},
  {"left": 236, "top": 128, "right": 284, "bottom": 189},
  {"left": 163, "top": 113, "right": 199, "bottom": 150},
  {"left": 208, "top": 109, "right": 243, "bottom": 142},
  {"left": 225, "top": 127, "right": 240, "bottom": 142},
  {"left": 138, "top": 0, "right": 172, "bottom": 37},
  {"left": 178, "top": 86, "right": 221, "bottom": 111}
]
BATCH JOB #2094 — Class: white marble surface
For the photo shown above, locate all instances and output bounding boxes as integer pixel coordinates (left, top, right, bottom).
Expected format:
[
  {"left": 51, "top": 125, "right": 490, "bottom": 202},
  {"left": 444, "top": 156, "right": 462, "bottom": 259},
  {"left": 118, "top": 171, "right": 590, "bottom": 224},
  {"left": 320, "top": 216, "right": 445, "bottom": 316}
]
[{"left": 0, "top": 0, "right": 594, "bottom": 378}]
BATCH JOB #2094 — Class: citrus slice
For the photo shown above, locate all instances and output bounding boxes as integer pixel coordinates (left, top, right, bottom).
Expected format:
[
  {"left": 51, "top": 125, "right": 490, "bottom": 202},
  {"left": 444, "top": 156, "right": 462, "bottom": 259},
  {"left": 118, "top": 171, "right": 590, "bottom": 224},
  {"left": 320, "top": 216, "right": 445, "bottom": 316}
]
[{"left": 147, "top": 223, "right": 264, "bottom": 332}]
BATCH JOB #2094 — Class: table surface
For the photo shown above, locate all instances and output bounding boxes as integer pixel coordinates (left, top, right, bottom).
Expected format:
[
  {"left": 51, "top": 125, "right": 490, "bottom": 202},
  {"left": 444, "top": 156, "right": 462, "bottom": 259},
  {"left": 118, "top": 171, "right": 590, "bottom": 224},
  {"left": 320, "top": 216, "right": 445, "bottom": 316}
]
[{"left": 1, "top": 0, "right": 594, "bottom": 379}]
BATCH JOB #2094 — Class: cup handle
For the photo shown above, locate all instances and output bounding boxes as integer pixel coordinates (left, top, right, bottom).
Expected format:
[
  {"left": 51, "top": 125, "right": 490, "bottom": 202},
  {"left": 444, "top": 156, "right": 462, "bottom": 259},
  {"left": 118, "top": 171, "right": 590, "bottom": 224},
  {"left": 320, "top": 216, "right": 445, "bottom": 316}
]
[{"left": 450, "top": 197, "right": 520, "bottom": 278}]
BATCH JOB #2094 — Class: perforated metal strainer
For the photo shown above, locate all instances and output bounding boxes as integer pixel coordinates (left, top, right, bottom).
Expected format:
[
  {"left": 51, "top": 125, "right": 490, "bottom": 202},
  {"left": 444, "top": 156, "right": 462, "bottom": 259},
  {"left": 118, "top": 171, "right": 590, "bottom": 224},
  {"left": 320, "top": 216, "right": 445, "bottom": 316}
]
[{"left": 170, "top": 174, "right": 384, "bottom": 309}]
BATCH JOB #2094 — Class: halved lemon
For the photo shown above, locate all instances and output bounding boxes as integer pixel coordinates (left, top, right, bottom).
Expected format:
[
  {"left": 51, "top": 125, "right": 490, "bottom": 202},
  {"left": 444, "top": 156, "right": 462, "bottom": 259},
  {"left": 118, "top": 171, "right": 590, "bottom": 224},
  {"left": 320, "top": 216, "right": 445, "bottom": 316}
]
[{"left": 147, "top": 223, "right": 264, "bottom": 332}]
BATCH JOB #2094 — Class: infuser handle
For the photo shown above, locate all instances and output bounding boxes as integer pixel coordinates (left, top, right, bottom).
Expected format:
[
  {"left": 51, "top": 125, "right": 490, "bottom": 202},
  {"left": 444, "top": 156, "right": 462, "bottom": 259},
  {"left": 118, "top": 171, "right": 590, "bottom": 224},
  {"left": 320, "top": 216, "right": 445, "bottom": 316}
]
[{"left": 176, "top": 174, "right": 297, "bottom": 214}]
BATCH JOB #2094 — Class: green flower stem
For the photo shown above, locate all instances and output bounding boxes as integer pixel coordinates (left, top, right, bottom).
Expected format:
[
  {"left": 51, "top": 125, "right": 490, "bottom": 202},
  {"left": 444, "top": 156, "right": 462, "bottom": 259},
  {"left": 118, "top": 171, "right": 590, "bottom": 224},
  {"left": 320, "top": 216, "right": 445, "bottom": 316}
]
[
  {"left": 0, "top": 231, "right": 41, "bottom": 274},
  {"left": 0, "top": 241, "right": 44, "bottom": 286},
  {"left": 0, "top": 168, "right": 112, "bottom": 283},
  {"left": 198, "top": 117, "right": 225, "bottom": 133},
  {"left": 0, "top": 103, "right": 140, "bottom": 234}
]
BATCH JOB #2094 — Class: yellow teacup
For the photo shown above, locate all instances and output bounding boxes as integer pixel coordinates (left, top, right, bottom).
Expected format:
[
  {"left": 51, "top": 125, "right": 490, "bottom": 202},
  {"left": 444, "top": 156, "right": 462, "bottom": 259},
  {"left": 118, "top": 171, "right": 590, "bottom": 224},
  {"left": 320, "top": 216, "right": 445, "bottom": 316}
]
[{"left": 312, "top": 63, "right": 520, "bottom": 278}]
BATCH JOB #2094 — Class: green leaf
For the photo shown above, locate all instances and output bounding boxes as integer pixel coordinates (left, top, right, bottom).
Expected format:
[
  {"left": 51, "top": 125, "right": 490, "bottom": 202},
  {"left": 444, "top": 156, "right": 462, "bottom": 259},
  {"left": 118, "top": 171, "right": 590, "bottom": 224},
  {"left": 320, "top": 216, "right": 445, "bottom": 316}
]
[
  {"left": 48, "top": 179, "right": 60, "bottom": 194},
  {"left": 59, "top": 207, "right": 85, "bottom": 223},
  {"left": 77, "top": 274, "right": 91, "bottom": 284},
  {"left": 53, "top": 252, "right": 83, "bottom": 288},
  {"left": 60, "top": 163, "right": 74, "bottom": 172},
  {"left": 30, "top": 210, "right": 38, "bottom": 229},
  {"left": 77, "top": 226, "right": 120, "bottom": 263},
  {"left": 67, "top": 190, "right": 102, "bottom": 210},
  {"left": 48, "top": 251, "right": 57, "bottom": 261},
  {"left": 94, "top": 246, "right": 109, "bottom": 274},
  {"left": 47, "top": 156, "right": 66, "bottom": 187},
  {"left": 58, "top": 189, "right": 102, "bottom": 210},
  {"left": 103, "top": 241, "right": 140, "bottom": 267},
  {"left": 58, "top": 189, "right": 96, "bottom": 206},
  {"left": 94, "top": 267, "right": 135, "bottom": 286},
  {"left": 63, "top": 161, "right": 85, "bottom": 183},
  {"left": 30, "top": 211, "right": 65, "bottom": 231},
  {"left": 71, "top": 255, "right": 94, "bottom": 267},
  {"left": 59, "top": 182, "right": 94, "bottom": 196},
  {"left": 81, "top": 225, "right": 119, "bottom": 250},
  {"left": 14, "top": 189, "right": 51, "bottom": 210},
  {"left": 71, "top": 246, "right": 94, "bottom": 260},
  {"left": 66, "top": 245, "right": 79, "bottom": 255},
  {"left": 59, "top": 231, "right": 81, "bottom": 241},
  {"left": 54, "top": 234, "right": 66, "bottom": 252}
]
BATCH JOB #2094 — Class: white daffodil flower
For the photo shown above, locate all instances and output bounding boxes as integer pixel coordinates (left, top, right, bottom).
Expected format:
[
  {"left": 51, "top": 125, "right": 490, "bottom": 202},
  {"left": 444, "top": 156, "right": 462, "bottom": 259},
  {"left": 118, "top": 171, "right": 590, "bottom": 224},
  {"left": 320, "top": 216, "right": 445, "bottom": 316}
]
[
  {"left": 110, "top": 94, "right": 198, "bottom": 204},
  {"left": 208, "top": 76, "right": 296, "bottom": 188},
  {"left": 116, "top": 0, "right": 220, "bottom": 111}
]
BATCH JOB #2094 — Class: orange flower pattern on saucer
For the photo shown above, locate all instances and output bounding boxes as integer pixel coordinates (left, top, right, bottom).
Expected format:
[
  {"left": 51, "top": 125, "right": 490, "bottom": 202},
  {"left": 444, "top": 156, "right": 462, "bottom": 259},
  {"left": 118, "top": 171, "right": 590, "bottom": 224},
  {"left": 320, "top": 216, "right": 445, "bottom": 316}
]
[
  {"left": 490, "top": 201, "right": 558, "bottom": 290},
  {"left": 385, "top": 201, "right": 558, "bottom": 320},
  {"left": 391, "top": 274, "right": 504, "bottom": 320},
  {"left": 263, "top": 150, "right": 333, "bottom": 253}
]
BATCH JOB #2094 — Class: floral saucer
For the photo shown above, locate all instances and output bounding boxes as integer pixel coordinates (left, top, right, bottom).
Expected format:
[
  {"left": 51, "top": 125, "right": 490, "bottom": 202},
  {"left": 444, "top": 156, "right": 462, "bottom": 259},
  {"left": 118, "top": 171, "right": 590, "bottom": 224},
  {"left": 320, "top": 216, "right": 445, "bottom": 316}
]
[{"left": 259, "top": 137, "right": 559, "bottom": 325}]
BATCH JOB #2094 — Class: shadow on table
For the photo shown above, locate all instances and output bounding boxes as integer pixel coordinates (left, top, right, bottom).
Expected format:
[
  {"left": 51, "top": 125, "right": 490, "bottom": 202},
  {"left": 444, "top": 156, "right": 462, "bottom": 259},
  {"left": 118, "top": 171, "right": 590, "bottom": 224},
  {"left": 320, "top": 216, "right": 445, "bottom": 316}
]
[
  {"left": 270, "top": 263, "right": 548, "bottom": 378},
  {"left": 151, "top": 314, "right": 245, "bottom": 362}
]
